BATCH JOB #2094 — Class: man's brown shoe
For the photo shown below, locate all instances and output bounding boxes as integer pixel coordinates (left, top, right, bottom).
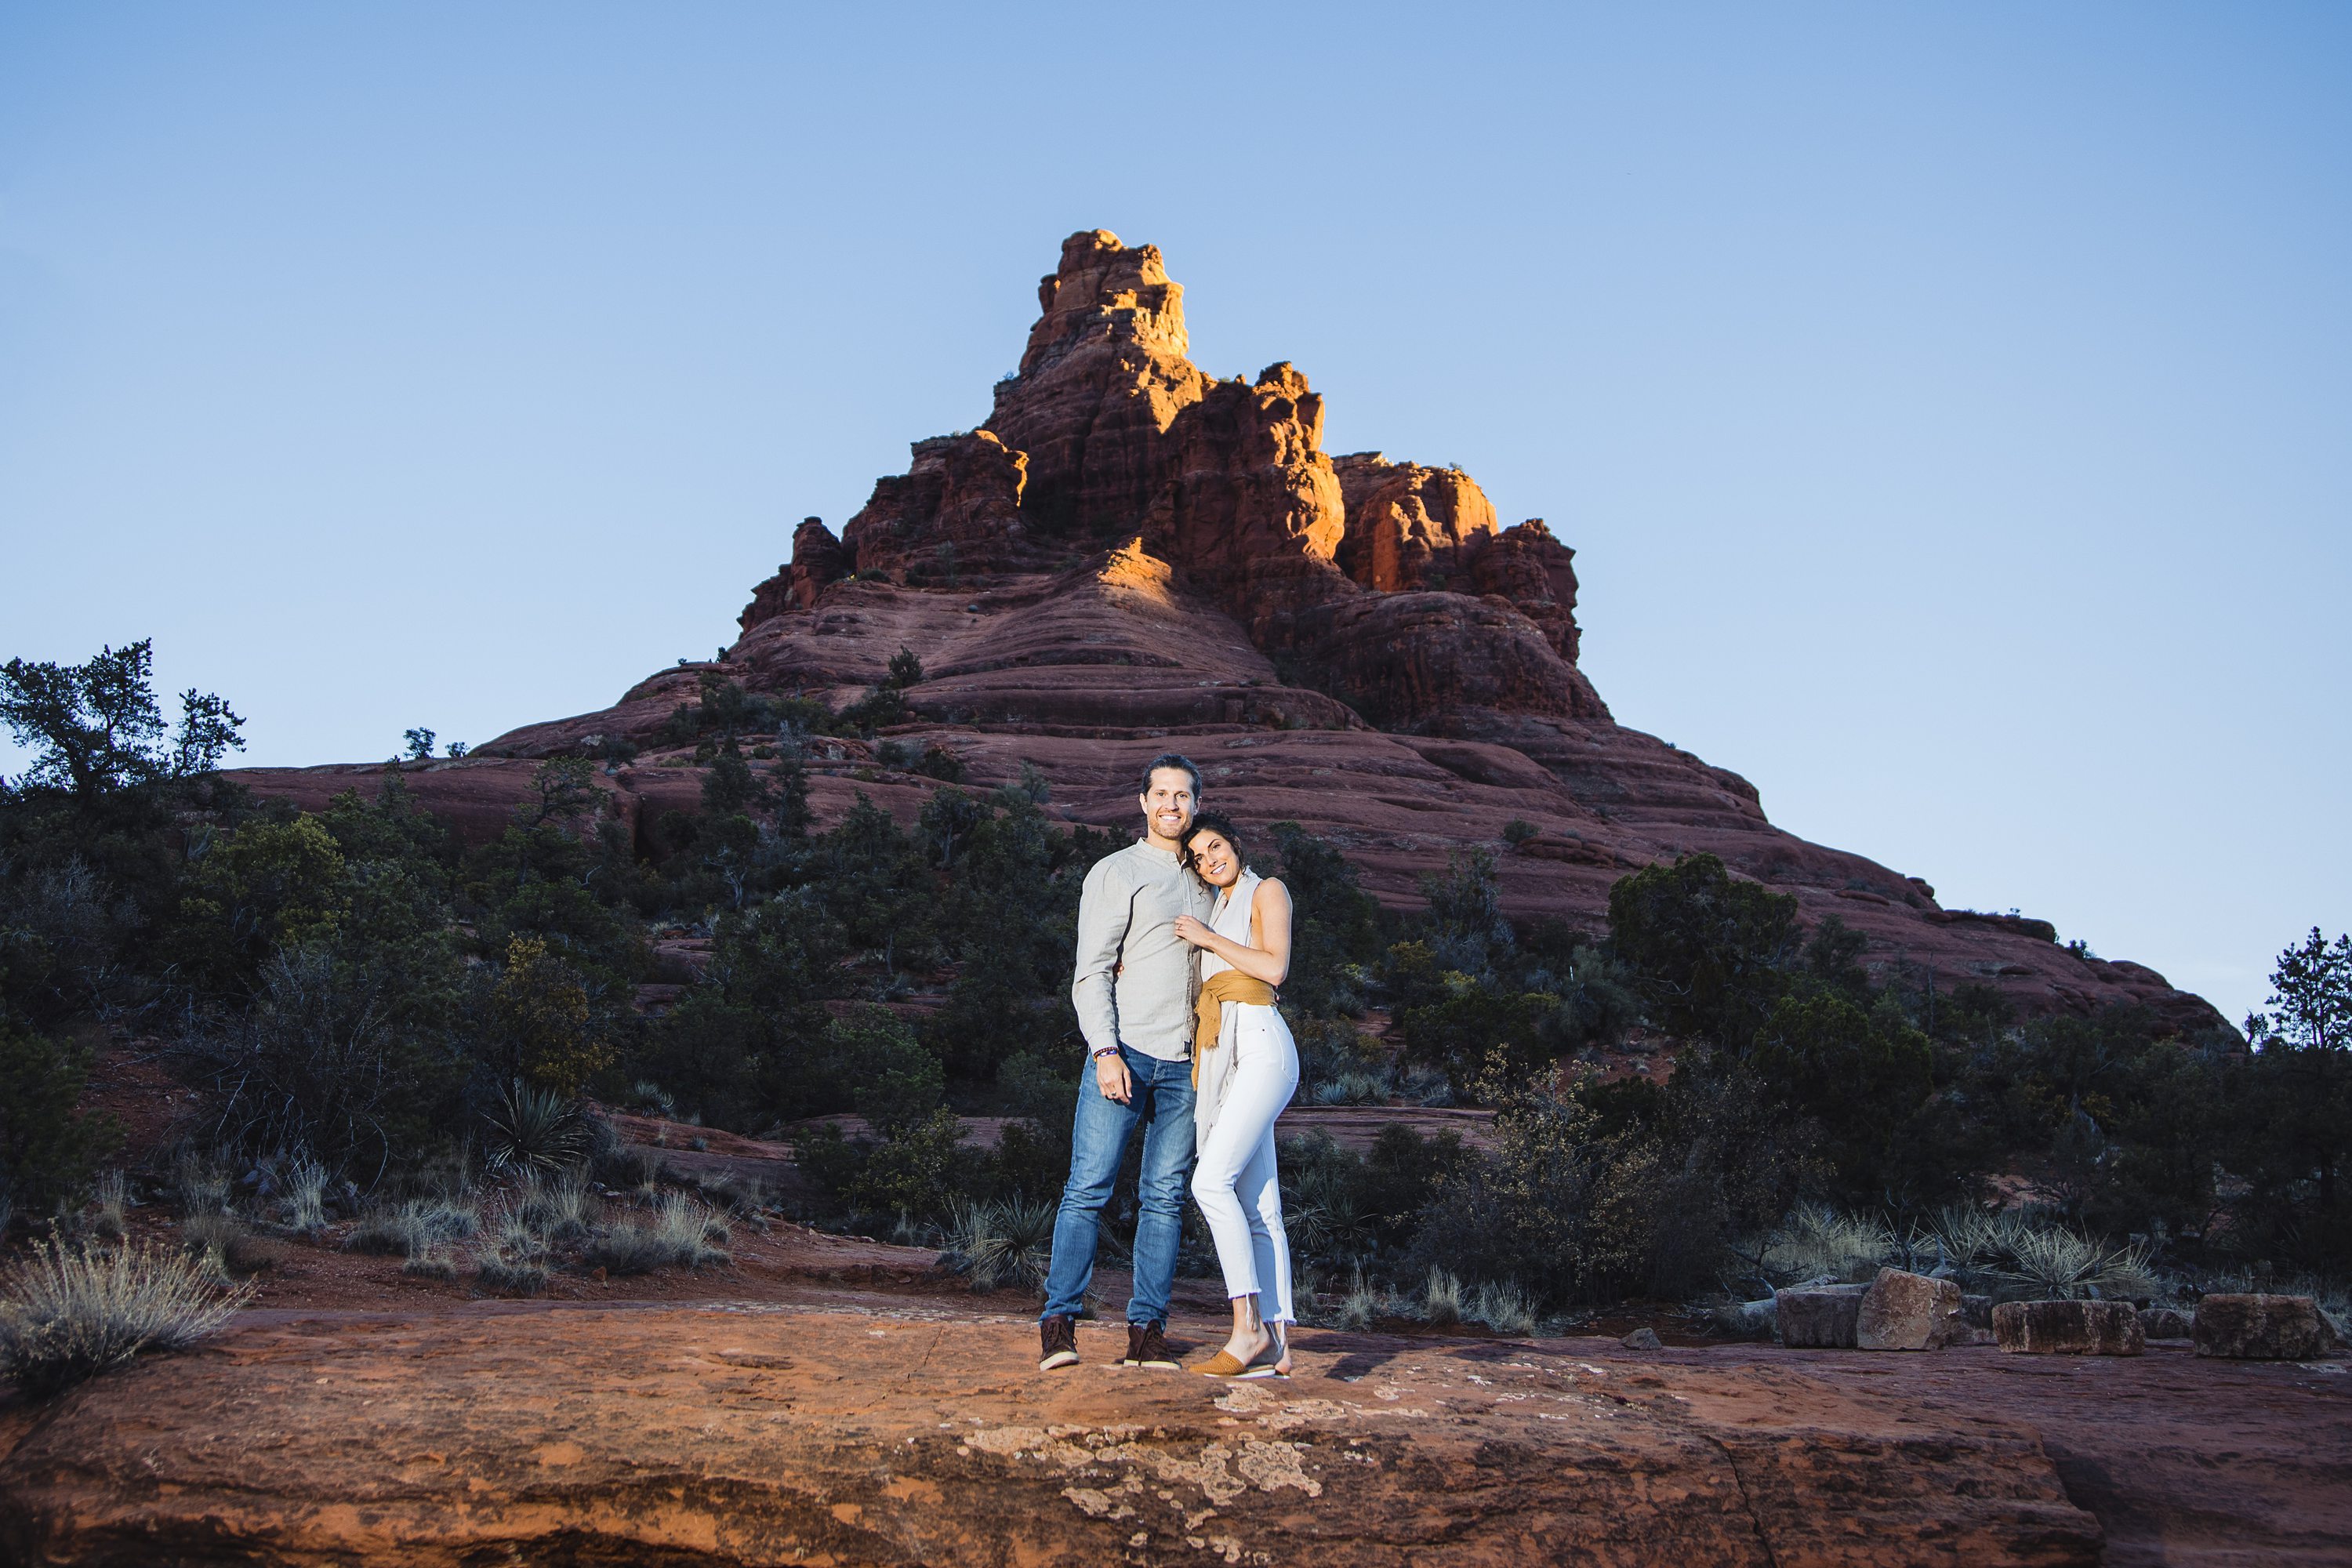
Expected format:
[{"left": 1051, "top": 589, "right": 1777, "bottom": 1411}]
[
  {"left": 1039, "top": 1315, "right": 1079, "bottom": 1372},
  {"left": 1123, "top": 1321, "right": 1179, "bottom": 1370}
]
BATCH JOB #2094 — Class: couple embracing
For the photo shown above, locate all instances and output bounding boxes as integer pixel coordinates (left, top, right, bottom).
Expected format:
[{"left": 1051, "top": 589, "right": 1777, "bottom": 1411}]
[{"left": 1035, "top": 753, "right": 1300, "bottom": 1380}]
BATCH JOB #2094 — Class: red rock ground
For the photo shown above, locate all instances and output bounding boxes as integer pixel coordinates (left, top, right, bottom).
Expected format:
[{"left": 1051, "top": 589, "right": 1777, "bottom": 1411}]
[{"left": 2, "top": 1294, "right": 2345, "bottom": 1566}]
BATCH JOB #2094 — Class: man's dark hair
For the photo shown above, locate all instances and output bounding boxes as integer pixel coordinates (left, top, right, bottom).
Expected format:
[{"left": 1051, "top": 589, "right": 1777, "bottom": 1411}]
[{"left": 1139, "top": 751, "right": 1201, "bottom": 798}]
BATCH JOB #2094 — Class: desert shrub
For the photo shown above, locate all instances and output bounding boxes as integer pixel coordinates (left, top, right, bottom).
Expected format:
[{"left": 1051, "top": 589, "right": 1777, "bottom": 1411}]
[
  {"left": 187, "top": 946, "right": 468, "bottom": 1180},
  {"left": 1501, "top": 819, "right": 1538, "bottom": 848},
  {"left": 0, "top": 1018, "right": 121, "bottom": 1214},
  {"left": 824, "top": 1006, "right": 944, "bottom": 1134},
  {"left": 982, "top": 1116, "right": 1072, "bottom": 1204},
  {"left": 167, "top": 815, "right": 348, "bottom": 996},
  {"left": 1279, "top": 1127, "right": 1464, "bottom": 1275},
  {"left": 939, "top": 1196, "right": 1055, "bottom": 1292},
  {"left": 1263, "top": 822, "right": 1385, "bottom": 1018},
  {"left": 1748, "top": 991, "right": 1935, "bottom": 1198},
  {"left": 800, "top": 1107, "right": 975, "bottom": 1228},
  {"left": 488, "top": 936, "right": 614, "bottom": 1097},
  {"left": 0, "top": 1236, "right": 253, "bottom": 1397},
  {"left": 1606, "top": 852, "right": 1799, "bottom": 1052},
  {"left": 1411, "top": 1053, "right": 1792, "bottom": 1308}
]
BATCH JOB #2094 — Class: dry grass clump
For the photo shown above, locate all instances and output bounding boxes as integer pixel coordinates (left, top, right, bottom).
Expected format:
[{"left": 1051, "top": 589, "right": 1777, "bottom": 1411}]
[
  {"left": 938, "top": 1197, "right": 1054, "bottom": 1293},
  {"left": 471, "top": 1217, "right": 551, "bottom": 1296},
  {"left": 1760, "top": 1204, "right": 1894, "bottom": 1284},
  {"left": 0, "top": 1237, "right": 253, "bottom": 1398},
  {"left": 280, "top": 1156, "right": 329, "bottom": 1234},
  {"left": 84, "top": 1171, "right": 129, "bottom": 1241},
  {"left": 346, "top": 1198, "right": 478, "bottom": 1259},
  {"left": 180, "top": 1212, "right": 285, "bottom": 1278},
  {"left": 1420, "top": 1266, "right": 1466, "bottom": 1327},
  {"left": 514, "top": 1172, "right": 601, "bottom": 1243},
  {"left": 1466, "top": 1279, "right": 1541, "bottom": 1337},
  {"left": 583, "top": 1192, "right": 729, "bottom": 1276}
]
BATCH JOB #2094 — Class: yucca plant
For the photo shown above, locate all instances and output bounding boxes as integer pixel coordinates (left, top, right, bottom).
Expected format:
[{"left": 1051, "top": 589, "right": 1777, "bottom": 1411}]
[
  {"left": 483, "top": 1081, "right": 587, "bottom": 1178},
  {"left": 939, "top": 1198, "right": 1056, "bottom": 1293},
  {"left": 1, "top": 1237, "right": 253, "bottom": 1397},
  {"left": 1998, "top": 1225, "right": 2158, "bottom": 1301}
]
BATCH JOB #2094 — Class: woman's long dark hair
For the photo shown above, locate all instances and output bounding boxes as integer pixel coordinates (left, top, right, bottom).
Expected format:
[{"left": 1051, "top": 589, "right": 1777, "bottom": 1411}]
[{"left": 1180, "top": 811, "right": 1247, "bottom": 885}]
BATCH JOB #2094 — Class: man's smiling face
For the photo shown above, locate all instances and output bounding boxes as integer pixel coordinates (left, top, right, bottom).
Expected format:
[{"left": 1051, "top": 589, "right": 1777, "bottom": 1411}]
[{"left": 1139, "top": 765, "right": 1198, "bottom": 848}]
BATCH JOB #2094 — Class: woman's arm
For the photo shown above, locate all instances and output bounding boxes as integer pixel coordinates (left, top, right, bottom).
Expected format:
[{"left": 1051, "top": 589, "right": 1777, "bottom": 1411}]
[{"left": 1173, "top": 879, "right": 1291, "bottom": 985}]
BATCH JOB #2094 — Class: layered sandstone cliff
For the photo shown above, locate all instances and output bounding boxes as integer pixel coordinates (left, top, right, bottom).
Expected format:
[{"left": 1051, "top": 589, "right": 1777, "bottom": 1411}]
[{"left": 231, "top": 230, "right": 2224, "bottom": 1033}]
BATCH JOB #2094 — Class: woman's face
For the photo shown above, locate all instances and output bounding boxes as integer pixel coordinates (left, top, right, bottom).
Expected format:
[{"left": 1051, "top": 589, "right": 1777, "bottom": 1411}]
[{"left": 1189, "top": 829, "right": 1240, "bottom": 889}]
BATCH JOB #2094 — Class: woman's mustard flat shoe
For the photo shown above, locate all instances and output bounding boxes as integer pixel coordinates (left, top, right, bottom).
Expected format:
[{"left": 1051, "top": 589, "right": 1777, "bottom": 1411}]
[{"left": 1189, "top": 1350, "right": 1250, "bottom": 1377}]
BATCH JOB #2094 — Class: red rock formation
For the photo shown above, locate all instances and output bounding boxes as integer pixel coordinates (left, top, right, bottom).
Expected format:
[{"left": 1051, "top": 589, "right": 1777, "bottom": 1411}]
[
  {"left": 229, "top": 228, "right": 2231, "bottom": 1036},
  {"left": 840, "top": 430, "right": 1035, "bottom": 579},
  {"left": 739, "top": 517, "right": 848, "bottom": 628},
  {"left": 1332, "top": 452, "right": 1500, "bottom": 592},
  {"left": 984, "top": 229, "right": 1207, "bottom": 540}
]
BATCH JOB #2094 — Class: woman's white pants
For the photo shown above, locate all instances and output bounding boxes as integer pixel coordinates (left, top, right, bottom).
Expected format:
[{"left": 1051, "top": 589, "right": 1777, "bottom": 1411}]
[{"left": 1190, "top": 1008, "right": 1299, "bottom": 1323}]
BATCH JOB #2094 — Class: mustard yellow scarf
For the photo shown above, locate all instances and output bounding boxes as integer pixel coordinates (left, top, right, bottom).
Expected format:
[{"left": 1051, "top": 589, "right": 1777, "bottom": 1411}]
[{"left": 1192, "top": 970, "right": 1276, "bottom": 1087}]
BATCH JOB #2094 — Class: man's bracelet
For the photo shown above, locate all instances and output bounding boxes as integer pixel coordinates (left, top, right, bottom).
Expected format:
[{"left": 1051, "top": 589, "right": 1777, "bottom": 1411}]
[{"left": 1092, "top": 1047, "right": 1121, "bottom": 1060}]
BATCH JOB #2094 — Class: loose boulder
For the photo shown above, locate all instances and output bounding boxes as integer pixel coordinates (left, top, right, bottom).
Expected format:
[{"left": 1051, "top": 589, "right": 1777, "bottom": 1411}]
[
  {"left": 1777, "top": 1283, "right": 1869, "bottom": 1348},
  {"left": 2194, "top": 1294, "right": 2334, "bottom": 1360},
  {"left": 1857, "top": 1267, "right": 1967, "bottom": 1352},
  {"left": 1994, "top": 1300, "right": 2146, "bottom": 1356},
  {"left": 1621, "top": 1327, "right": 1664, "bottom": 1350},
  {"left": 2137, "top": 1306, "right": 2193, "bottom": 1341}
]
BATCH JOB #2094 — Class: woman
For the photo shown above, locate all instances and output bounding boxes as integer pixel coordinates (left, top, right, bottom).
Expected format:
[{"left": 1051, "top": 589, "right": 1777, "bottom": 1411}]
[{"left": 1172, "top": 812, "right": 1298, "bottom": 1378}]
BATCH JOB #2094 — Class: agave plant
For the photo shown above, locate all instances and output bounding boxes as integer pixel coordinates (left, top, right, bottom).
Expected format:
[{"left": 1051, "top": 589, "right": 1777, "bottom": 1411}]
[{"left": 482, "top": 1081, "right": 587, "bottom": 1178}]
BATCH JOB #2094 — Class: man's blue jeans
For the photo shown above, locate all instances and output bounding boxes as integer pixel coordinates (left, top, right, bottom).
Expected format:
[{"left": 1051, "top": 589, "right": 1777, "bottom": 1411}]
[{"left": 1040, "top": 1045, "right": 1196, "bottom": 1327}]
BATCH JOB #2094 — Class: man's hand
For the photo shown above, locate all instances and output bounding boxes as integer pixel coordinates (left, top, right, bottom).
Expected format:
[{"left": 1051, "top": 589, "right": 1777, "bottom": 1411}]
[{"left": 1094, "top": 1051, "right": 1133, "bottom": 1105}]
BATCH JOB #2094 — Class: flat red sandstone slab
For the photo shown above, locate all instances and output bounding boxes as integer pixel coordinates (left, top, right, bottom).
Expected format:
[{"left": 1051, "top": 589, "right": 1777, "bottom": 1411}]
[{"left": 13, "top": 1304, "right": 2278, "bottom": 1567}]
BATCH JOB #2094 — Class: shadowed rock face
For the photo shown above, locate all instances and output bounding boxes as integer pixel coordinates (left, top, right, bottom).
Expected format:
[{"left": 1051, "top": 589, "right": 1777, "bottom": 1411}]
[{"left": 228, "top": 230, "right": 2229, "bottom": 1033}]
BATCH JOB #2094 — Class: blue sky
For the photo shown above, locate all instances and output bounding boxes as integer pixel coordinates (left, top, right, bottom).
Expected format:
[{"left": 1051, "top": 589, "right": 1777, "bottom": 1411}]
[{"left": 2, "top": 2, "right": 2346, "bottom": 1025}]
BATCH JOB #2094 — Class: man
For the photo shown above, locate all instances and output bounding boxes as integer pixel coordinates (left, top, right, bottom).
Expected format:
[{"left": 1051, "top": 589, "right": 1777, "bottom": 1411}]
[{"left": 1037, "top": 752, "right": 1212, "bottom": 1373}]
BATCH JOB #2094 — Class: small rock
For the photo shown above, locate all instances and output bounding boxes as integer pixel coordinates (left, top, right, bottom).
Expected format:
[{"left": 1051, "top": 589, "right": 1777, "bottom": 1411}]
[
  {"left": 1775, "top": 1283, "right": 1868, "bottom": 1348},
  {"left": 2194, "top": 1294, "right": 2333, "bottom": 1360},
  {"left": 1857, "top": 1267, "right": 1967, "bottom": 1352},
  {"left": 1994, "top": 1300, "right": 2145, "bottom": 1356},
  {"left": 1621, "top": 1327, "right": 1664, "bottom": 1350},
  {"left": 2136, "top": 1306, "right": 2193, "bottom": 1341}
]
